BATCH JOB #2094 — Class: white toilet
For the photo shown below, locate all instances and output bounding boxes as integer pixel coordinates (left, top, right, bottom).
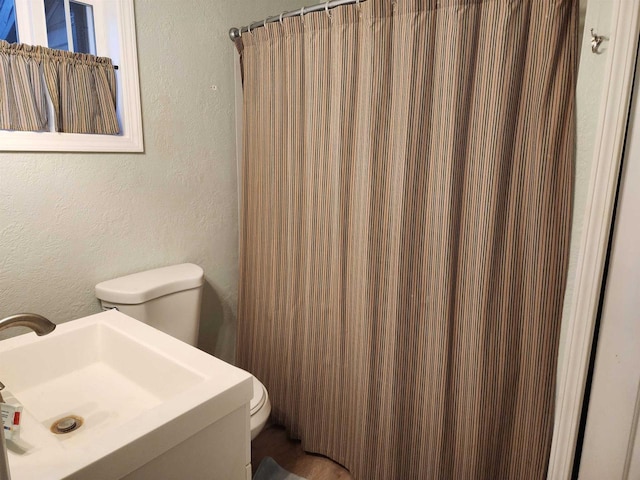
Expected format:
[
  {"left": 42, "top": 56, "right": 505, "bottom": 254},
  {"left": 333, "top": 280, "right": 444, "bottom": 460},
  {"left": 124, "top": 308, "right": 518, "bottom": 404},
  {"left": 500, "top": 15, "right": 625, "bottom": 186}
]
[{"left": 95, "top": 263, "right": 271, "bottom": 440}]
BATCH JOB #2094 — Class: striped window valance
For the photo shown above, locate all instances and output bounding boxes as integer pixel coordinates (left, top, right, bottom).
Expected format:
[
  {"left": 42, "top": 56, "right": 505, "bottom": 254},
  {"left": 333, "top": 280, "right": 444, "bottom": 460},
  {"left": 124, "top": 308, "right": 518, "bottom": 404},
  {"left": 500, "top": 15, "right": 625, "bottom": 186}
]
[{"left": 0, "top": 40, "right": 120, "bottom": 135}]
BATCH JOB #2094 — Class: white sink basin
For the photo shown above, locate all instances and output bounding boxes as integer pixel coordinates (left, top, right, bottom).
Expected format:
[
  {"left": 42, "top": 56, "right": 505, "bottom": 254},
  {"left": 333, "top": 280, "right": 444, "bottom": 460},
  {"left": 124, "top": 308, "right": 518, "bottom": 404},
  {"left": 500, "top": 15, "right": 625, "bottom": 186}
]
[{"left": 0, "top": 310, "right": 252, "bottom": 479}]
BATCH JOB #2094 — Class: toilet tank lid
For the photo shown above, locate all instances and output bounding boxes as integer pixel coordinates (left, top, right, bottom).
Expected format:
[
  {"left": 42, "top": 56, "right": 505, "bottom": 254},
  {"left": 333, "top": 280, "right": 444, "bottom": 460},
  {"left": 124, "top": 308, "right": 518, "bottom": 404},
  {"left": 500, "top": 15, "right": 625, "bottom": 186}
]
[{"left": 95, "top": 263, "right": 204, "bottom": 305}]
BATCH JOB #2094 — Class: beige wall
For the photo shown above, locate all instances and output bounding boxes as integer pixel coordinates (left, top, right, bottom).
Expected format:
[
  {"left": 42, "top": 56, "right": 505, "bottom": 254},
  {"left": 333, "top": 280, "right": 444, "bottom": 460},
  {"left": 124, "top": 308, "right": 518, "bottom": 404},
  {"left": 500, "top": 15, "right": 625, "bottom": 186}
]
[{"left": 0, "top": 0, "right": 303, "bottom": 363}]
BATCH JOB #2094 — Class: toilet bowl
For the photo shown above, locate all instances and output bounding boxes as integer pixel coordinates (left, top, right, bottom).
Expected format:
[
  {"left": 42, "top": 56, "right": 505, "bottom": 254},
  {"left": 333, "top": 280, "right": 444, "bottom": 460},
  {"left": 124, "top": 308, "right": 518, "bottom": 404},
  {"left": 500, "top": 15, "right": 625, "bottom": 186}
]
[
  {"left": 95, "top": 263, "right": 271, "bottom": 440},
  {"left": 250, "top": 376, "right": 271, "bottom": 440}
]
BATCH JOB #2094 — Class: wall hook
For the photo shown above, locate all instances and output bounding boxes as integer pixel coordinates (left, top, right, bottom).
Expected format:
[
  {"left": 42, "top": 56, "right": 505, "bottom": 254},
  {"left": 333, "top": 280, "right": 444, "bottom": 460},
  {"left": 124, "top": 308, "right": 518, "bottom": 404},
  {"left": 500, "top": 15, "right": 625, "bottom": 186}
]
[{"left": 591, "top": 29, "right": 604, "bottom": 54}]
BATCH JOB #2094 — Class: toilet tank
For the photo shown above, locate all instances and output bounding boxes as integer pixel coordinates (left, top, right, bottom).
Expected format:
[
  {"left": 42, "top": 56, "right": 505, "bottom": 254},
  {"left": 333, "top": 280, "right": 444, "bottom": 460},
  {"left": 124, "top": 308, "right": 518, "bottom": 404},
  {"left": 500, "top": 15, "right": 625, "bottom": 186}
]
[{"left": 95, "top": 264, "right": 205, "bottom": 346}]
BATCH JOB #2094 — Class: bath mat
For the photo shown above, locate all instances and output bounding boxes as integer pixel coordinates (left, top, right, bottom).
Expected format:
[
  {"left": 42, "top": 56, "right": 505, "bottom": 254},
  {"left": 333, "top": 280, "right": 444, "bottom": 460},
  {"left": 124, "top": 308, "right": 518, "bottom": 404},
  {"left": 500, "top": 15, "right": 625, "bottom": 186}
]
[{"left": 253, "top": 456, "right": 307, "bottom": 480}]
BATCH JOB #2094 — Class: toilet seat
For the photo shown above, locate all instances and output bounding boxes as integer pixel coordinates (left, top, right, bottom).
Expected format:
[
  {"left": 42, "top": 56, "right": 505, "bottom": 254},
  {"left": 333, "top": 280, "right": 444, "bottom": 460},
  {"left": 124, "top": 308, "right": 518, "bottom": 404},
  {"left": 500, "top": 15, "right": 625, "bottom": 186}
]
[{"left": 250, "top": 376, "right": 267, "bottom": 416}]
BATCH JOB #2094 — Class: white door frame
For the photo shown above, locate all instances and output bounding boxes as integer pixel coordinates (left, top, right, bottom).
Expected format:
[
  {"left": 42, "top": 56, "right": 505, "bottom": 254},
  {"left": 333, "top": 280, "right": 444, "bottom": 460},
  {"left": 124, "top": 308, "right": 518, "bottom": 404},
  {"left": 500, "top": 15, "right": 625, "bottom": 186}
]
[
  {"left": 577, "top": 56, "right": 640, "bottom": 477},
  {"left": 548, "top": 2, "right": 640, "bottom": 479}
]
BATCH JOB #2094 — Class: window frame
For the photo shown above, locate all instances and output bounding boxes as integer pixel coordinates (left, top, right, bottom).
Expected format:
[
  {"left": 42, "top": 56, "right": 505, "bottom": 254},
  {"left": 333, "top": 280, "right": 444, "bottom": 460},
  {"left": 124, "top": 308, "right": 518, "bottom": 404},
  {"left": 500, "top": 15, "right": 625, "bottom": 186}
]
[{"left": 1, "top": 0, "right": 143, "bottom": 152}]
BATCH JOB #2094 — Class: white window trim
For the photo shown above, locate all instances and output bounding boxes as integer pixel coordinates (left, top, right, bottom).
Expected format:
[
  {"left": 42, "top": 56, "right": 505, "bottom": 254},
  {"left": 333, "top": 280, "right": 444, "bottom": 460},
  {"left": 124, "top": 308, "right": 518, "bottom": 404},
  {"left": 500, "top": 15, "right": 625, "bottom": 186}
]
[{"left": 0, "top": 0, "right": 143, "bottom": 152}]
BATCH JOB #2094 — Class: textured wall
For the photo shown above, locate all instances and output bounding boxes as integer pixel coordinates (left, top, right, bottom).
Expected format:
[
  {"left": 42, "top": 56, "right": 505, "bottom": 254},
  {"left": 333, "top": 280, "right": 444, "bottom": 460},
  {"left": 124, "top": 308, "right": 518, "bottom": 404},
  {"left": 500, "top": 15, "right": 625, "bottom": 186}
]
[{"left": 0, "top": 0, "right": 303, "bottom": 363}]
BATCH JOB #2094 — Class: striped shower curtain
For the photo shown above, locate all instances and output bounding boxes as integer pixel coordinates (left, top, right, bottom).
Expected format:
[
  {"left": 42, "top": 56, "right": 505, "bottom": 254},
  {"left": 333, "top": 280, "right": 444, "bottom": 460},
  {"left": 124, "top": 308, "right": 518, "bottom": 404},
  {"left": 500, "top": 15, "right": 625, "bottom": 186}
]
[{"left": 236, "top": 1, "right": 577, "bottom": 478}]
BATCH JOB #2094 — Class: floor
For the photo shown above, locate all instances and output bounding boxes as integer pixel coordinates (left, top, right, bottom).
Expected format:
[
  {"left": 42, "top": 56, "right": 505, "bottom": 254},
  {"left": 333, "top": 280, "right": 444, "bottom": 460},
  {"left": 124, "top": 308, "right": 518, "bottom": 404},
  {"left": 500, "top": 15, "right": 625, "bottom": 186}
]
[{"left": 251, "top": 425, "right": 354, "bottom": 480}]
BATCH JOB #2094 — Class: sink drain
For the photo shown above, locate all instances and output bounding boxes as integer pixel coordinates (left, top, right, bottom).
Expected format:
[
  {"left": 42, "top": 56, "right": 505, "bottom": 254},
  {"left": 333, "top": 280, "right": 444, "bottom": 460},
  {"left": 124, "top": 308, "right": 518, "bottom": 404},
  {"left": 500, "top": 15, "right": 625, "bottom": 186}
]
[{"left": 50, "top": 415, "right": 83, "bottom": 434}]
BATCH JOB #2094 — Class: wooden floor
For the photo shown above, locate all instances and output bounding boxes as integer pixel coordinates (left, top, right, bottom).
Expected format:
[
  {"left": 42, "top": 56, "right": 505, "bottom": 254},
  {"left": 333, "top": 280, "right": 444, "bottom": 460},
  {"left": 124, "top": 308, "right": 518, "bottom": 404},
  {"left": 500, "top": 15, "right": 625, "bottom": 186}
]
[{"left": 251, "top": 425, "right": 354, "bottom": 480}]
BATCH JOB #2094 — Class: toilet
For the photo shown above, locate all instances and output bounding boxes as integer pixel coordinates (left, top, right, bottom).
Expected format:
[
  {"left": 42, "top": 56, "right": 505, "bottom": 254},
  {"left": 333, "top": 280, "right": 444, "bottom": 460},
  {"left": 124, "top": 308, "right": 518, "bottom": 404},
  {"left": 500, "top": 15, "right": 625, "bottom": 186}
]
[{"left": 95, "top": 263, "right": 270, "bottom": 440}]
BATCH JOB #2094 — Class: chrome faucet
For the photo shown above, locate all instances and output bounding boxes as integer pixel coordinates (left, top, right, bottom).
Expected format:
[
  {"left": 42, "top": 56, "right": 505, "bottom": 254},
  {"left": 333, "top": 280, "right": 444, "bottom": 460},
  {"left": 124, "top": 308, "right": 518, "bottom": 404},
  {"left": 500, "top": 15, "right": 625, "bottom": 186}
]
[{"left": 0, "top": 313, "right": 56, "bottom": 480}]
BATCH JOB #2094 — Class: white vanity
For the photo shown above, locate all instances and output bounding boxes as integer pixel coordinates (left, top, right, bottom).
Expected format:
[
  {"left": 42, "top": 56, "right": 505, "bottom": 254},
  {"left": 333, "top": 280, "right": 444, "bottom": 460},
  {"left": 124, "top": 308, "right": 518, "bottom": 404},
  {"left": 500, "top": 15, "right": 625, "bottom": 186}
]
[{"left": 0, "top": 311, "right": 253, "bottom": 480}]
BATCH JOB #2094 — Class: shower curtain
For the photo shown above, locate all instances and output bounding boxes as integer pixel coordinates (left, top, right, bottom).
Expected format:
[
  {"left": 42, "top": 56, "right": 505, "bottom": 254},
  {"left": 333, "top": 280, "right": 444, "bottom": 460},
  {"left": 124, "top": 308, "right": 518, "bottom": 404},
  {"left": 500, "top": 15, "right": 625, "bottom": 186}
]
[{"left": 236, "top": 1, "right": 577, "bottom": 478}]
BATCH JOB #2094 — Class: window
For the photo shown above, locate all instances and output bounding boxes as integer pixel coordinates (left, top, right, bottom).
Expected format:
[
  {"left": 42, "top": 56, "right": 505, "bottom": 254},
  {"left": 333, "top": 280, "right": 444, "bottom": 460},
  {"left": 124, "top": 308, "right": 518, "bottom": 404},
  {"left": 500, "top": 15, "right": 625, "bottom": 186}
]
[
  {"left": 0, "top": 0, "right": 143, "bottom": 152},
  {"left": 68, "top": 1, "right": 95, "bottom": 54},
  {"left": 0, "top": 0, "right": 19, "bottom": 43},
  {"left": 43, "top": 0, "right": 96, "bottom": 54}
]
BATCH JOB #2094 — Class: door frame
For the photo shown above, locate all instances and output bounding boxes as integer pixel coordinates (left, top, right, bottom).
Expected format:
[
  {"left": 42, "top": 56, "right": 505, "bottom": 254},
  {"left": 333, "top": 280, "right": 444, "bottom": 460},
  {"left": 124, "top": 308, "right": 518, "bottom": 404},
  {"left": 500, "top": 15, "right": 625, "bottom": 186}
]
[
  {"left": 548, "top": 2, "right": 640, "bottom": 478},
  {"left": 576, "top": 52, "right": 640, "bottom": 477}
]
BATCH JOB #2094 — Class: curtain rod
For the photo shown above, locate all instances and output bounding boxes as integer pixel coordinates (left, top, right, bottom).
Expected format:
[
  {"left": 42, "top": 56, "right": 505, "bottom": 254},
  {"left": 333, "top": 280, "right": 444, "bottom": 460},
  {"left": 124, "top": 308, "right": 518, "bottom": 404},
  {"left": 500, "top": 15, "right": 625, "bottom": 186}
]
[{"left": 228, "top": 0, "right": 367, "bottom": 42}]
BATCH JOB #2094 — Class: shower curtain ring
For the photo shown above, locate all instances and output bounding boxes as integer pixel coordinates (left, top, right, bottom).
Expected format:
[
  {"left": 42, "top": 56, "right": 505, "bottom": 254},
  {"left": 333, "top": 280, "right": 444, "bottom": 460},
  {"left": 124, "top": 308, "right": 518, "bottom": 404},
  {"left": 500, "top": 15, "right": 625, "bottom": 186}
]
[
  {"left": 325, "top": 1, "right": 332, "bottom": 18},
  {"left": 247, "top": 22, "right": 252, "bottom": 34},
  {"left": 279, "top": 12, "right": 284, "bottom": 25},
  {"left": 300, "top": 7, "right": 305, "bottom": 24}
]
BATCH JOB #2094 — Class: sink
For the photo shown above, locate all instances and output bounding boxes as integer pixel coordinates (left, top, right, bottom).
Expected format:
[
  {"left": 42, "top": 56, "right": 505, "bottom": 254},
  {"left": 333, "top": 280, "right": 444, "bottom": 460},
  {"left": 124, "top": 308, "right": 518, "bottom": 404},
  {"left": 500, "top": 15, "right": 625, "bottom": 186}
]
[{"left": 0, "top": 310, "right": 253, "bottom": 480}]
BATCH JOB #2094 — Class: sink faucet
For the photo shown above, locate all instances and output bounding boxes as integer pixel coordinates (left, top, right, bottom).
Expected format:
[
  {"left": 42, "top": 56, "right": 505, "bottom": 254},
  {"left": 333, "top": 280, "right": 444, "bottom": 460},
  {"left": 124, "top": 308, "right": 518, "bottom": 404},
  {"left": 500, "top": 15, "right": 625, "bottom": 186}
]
[
  {"left": 0, "top": 314, "right": 56, "bottom": 336},
  {"left": 0, "top": 313, "right": 56, "bottom": 480}
]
